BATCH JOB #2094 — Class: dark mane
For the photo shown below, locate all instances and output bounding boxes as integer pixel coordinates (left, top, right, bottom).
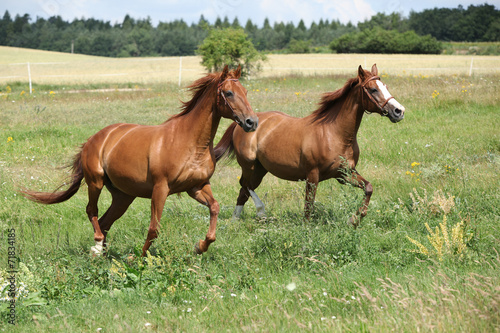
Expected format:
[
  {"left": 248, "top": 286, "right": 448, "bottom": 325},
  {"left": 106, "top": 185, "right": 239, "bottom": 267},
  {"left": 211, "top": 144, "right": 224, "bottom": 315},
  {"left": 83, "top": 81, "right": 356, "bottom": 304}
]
[
  {"left": 166, "top": 71, "right": 229, "bottom": 122},
  {"left": 311, "top": 77, "right": 360, "bottom": 123}
]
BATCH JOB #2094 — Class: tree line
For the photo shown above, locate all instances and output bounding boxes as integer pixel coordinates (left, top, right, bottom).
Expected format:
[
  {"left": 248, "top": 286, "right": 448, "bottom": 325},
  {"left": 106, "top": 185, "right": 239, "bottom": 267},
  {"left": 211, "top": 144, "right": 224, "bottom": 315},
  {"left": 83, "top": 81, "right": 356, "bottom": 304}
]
[{"left": 0, "top": 4, "right": 498, "bottom": 57}]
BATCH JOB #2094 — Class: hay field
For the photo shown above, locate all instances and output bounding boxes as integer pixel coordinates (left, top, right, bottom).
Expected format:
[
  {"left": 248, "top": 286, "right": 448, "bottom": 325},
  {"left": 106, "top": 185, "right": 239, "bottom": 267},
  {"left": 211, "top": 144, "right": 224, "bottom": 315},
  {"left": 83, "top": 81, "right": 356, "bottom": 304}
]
[{"left": 1, "top": 46, "right": 499, "bottom": 86}]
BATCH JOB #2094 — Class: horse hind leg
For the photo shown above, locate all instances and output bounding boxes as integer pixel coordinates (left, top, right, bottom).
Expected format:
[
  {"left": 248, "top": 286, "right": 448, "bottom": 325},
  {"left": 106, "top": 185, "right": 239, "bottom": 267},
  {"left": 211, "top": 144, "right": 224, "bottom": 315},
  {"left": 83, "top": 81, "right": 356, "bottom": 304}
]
[
  {"left": 97, "top": 187, "right": 135, "bottom": 253},
  {"left": 234, "top": 164, "right": 267, "bottom": 219},
  {"left": 86, "top": 182, "right": 105, "bottom": 256},
  {"left": 233, "top": 187, "right": 249, "bottom": 219},
  {"left": 249, "top": 189, "right": 265, "bottom": 218}
]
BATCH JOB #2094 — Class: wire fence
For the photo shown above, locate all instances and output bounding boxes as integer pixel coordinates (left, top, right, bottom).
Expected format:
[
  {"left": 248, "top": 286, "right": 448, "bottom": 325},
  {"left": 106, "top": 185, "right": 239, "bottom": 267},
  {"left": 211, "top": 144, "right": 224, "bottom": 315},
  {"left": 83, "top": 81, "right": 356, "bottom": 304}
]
[{"left": 1, "top": 53, "right": 500, "bottom": 87}]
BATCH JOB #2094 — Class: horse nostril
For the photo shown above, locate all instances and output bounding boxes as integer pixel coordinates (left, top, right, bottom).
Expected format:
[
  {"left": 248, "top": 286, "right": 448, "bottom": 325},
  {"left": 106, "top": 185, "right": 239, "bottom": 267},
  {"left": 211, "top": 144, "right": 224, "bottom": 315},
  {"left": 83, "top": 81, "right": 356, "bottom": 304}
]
[
  {"left": 245, "top": 118, "right": 255, "bottom": 127},
  {"left": 394, "top": 108, "right": 402, "bottom": 117}
]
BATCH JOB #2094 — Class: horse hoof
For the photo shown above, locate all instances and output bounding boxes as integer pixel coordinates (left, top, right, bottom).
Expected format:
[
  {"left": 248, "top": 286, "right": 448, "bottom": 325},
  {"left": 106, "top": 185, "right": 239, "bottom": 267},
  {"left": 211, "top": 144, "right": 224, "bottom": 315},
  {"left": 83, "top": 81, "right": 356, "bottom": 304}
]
[
  {"left": 349, "top": 216, "right": 359, "bottom": 228},
  {"left": 90, "top": 240, "right": 104, "bottom": 256},
  {"left": 194, "top": 241, "right": 203, "bottom": 255},
  {"left": 90, "top": 246, "right": 102, "bottom": 257}
]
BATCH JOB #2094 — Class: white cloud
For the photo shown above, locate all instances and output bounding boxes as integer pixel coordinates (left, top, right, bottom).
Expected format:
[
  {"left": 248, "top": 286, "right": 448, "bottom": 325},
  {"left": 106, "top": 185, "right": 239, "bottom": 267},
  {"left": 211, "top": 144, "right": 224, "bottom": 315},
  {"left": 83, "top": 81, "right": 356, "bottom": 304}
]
[{"left": 257, "top": 0, "right": 375, "bottom": 26}]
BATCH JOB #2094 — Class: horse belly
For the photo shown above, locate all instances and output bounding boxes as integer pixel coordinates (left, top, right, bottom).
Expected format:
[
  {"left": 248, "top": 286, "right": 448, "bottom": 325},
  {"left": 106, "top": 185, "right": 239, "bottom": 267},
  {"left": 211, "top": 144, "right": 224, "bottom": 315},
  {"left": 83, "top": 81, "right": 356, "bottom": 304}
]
[
  {"left": 105, "top": 160, "right": 153, "bottom": 198},
  {"left": 268, "top": 167, "right": 305, "bottom": 181},
  {"left": 102, "top": 130, "right": 155, "bottom": 198},
  {"left": 259, "top": 153, "right": 306, "bottom": 181},
  {"left": 256, "top": 127, "right": 306, "bottom": 181},
  {"left": 168, "top": 163, "right": 214, "bottom": 194}
]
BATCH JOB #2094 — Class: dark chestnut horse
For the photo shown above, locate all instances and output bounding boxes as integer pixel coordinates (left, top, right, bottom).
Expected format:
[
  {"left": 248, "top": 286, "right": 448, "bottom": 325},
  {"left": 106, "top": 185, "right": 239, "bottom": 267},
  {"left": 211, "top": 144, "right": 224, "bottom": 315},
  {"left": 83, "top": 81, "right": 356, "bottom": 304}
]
[
  {"left": 215, "top": 64, "right": 404, "bottom": 226},
  {"left": 22, "top": 65, "right": 258, "bottom": 256}
]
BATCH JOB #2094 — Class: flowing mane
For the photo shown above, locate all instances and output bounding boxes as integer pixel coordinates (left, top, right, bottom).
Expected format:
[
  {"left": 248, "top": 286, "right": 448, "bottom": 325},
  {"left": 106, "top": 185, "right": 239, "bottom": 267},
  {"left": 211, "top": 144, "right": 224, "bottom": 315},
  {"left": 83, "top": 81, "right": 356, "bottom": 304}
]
[
  {"left": 167, "top": 71, "right": 226, "bottom": 122},
  {"left": 311, "top": 77, "right": 360, "bottom": 123}
]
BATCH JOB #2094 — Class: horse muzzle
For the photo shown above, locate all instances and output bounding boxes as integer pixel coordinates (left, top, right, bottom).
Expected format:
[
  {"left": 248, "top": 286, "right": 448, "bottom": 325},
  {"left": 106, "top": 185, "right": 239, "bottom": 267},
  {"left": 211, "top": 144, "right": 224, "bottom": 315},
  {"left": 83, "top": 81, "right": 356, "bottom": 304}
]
[
  {"left": 386, "top": 104, "right": 405, "bottom": 123},
  {"left": 236, "top": 115, "right": 259, "bottom": 132}
]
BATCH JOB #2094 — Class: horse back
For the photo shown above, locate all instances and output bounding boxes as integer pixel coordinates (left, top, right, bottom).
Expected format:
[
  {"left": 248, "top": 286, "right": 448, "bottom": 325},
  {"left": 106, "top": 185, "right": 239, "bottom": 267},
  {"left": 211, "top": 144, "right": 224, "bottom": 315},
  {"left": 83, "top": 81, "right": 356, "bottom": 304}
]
[{"left": 232, "top": 111, "right": 351, "bottom": 182}]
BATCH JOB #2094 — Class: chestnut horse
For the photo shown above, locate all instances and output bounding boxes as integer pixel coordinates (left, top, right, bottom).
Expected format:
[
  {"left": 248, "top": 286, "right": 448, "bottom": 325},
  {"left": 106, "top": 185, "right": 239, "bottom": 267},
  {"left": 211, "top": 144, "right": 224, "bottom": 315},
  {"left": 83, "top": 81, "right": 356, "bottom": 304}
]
[
  {"left": 22, "top": 65, "right": 258, "bottom": 256},
  {"left": 214, "top": 64, "right": 405, "bottom": 226}
]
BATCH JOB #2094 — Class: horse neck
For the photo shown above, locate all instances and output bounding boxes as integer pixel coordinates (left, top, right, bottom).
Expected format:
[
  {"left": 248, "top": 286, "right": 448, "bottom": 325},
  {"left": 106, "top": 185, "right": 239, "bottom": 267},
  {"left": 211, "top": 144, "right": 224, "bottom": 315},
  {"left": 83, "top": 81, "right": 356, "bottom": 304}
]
[
  {"left": 319, "top": 86, "right": 365, "bottom": 141},
  {"left": 177, "top": 95, "right": 221, "bottom": 148}
]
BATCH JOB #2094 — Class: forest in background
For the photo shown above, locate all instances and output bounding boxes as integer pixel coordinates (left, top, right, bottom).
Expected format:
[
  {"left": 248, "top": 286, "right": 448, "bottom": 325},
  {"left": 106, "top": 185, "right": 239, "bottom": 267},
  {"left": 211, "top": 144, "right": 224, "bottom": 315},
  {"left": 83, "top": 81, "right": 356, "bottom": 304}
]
[{"left": 0, "top": 4, "right": 498, "bottom": 57}]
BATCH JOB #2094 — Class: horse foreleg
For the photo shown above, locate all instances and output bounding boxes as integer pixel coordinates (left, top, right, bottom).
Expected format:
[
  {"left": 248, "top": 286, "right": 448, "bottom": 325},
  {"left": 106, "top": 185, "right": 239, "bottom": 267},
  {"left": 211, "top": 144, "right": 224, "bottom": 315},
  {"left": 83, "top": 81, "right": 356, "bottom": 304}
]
[
  {"left": 304, "top": 171, "right": 319, "bottom": 220},
  {"left": 142, "top": 183, "right": 169, "bottom": 256},
  {"left": 347, "top": 171, "right": 372, "bottom": 228},
  {"left": 188, "top": 183, "right": 219, "bottom": 254}
]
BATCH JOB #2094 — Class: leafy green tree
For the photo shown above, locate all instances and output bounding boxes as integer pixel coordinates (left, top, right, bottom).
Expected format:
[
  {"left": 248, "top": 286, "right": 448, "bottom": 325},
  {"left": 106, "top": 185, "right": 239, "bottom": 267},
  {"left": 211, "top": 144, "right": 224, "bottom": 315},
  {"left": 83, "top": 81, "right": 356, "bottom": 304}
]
[
  {"left": 358, "top": 12, "right": 409, "bottom": 32},
  {"left": 330, "top": 27, "right": 441, "bottom": 54},
  {"left": 2, "top": 7, "right": 498, "bottom": 57},
  {"left": 197, "top": 28, "right": 266, "bottom": 77},
  {"left": 409, "top": 4, "right": 500, "bottom": 41},
  {"left": 231, "top": 17, "right": 241, "bottom": 29},
  {"left": 0, "top": 11, "right": 13, "bottom": 45}
]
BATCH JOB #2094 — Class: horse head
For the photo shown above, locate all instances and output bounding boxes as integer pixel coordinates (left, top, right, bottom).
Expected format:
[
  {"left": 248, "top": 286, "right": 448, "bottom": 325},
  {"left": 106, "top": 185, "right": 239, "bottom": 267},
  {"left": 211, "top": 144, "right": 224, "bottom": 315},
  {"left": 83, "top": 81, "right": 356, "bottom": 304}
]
[
  {"left": 358, "top": 64, "right": 405, "bottom": 123},
  {"left": 217, "top": 65, "right": 259, "bottom": 132}
]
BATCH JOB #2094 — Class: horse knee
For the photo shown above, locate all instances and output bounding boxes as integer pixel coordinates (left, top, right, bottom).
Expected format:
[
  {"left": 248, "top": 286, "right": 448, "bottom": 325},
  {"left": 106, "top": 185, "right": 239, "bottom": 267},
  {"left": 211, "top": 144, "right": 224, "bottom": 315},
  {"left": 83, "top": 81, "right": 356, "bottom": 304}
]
[
  {"left": 364, "top": 183, "right": 373, "bottom": 196},
  {"left": 210, "top": 201, "right": 220, "bottom": 216}
]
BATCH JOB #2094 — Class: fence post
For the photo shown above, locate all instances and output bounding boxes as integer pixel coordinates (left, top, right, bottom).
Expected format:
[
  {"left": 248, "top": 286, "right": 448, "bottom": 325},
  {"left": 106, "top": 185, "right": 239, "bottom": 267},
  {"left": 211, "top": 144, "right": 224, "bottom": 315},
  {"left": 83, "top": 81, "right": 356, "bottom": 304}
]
[
  {"left": 27, "top": 62, "right": 32, "bottom": 94},
  {"left": 469, "top": 56, "right": 474, "bottom": 77}
]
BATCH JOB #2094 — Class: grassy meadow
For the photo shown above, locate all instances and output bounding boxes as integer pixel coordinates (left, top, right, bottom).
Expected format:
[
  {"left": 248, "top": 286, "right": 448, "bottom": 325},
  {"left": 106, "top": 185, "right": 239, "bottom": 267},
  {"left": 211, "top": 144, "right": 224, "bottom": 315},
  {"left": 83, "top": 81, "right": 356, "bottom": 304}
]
[{"left": 1, "top": 48, "right": 499, "bottom": 332}]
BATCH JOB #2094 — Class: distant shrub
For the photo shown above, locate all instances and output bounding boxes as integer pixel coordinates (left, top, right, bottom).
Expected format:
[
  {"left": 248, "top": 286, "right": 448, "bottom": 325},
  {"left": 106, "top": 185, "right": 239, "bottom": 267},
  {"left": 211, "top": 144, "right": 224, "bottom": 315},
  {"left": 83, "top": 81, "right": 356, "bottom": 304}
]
[
  {"left": 197, "top": 28, "right": 267, "bottom": 77},
  {"left": 287, "top": 39, "right": 311, "bottom": 53},
  {"left": 330, "top": 28, "right": 442, "bottom": 54}
]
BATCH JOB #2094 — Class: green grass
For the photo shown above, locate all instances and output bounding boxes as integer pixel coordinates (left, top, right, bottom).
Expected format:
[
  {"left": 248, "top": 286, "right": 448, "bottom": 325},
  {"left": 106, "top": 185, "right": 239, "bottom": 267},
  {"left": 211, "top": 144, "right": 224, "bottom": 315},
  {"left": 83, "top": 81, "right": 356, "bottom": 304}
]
[{"left": 1, "top": 68, "right": 499, "bottom": 332}]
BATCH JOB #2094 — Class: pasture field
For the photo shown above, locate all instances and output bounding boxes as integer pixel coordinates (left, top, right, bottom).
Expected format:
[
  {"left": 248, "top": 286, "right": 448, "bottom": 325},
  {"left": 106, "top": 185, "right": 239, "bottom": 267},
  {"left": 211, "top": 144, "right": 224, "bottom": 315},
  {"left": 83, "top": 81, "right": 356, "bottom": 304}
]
[
  {"left": 1, "top": 49, "right": 499, "bottom": 332},
  {"left": 1, "top": 45, "right": 500, "bottom": 85}
]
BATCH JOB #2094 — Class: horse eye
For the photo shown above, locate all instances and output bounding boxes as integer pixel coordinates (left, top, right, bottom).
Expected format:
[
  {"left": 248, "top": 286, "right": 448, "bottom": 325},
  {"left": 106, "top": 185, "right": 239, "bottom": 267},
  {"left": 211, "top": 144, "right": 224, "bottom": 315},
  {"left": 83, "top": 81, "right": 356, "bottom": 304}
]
[
  {"left": 225, "top": 90, "right": 234, "bottom": 98},
  {"left": 370, "top": 88, "right": 377, "bottom": 93}
]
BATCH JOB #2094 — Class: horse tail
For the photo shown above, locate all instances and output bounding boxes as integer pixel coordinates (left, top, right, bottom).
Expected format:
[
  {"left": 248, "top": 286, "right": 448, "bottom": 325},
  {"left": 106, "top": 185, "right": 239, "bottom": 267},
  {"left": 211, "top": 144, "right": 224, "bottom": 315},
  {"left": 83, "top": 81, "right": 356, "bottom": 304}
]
[
  {"left": 21, "top": 150, "right": 84, "bottom": 204},
  {"left": 214, "top": 122, "right": 237, "bottom": 162}
]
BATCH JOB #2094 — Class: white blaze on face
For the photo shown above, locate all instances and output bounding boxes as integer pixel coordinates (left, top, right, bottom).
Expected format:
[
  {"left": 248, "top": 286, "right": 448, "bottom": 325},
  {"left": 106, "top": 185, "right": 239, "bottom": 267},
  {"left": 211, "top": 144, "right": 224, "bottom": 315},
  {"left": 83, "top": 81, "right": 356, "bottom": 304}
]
[{"left": 376, "top": 80, "right": 405, "bottom": 112}]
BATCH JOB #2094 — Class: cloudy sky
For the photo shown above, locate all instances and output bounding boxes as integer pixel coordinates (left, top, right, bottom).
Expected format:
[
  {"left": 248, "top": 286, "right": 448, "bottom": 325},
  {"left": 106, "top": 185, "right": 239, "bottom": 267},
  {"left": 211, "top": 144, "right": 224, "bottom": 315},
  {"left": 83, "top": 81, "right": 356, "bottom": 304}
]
[{"left": 0, "top": 0, "right": 496, "bottom": 26}]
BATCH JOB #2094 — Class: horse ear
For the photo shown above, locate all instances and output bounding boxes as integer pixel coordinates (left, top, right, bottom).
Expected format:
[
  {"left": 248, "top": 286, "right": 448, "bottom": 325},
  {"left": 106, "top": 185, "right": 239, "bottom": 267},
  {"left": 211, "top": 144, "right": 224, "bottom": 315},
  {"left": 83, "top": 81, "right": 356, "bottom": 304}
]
[
  {"left": 221, "top": 65, "right": 229, "bottom": 80},
  {"left": 358, "top": 65, "right": 367, "bottom": 81},
  {"left": 234, "top": 65, "right": 242, "bottom": 79},
  {"left": 371, "top": 64, "right": 378, "bottom": 76}
]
